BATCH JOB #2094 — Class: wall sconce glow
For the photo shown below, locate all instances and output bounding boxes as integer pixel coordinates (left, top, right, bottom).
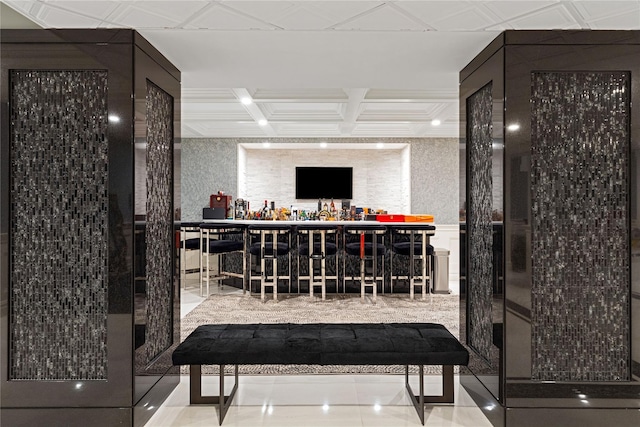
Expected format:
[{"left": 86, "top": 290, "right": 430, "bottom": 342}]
[
  {"left": 240, "top": 97, "right": 252, "bottom": 105},
  {"left": 108, "top": 115, "right": 120, "bottom": 123},
  {"left": 258, "top": 119, "right": 268, "bottom": 126},
  {"left": 507, "top": 123, "right": 520, "bottom": 132},
  {"left": 376, "top": 142, "right": 384, "bottom": 149},
  {"left": 320, "top": 142, "right": 328, "bottom": 148},
  {"left": 262, "top": 142, "right": 271, "bottom": 148},
  {"left": 431, "top": 119, "right": 441, "bottom": 126}
]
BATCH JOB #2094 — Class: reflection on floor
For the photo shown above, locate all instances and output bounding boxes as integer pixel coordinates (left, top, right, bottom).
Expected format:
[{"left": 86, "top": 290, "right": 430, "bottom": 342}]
[{"left": 146, "top": 278, "right": 492, "bottom": 427}]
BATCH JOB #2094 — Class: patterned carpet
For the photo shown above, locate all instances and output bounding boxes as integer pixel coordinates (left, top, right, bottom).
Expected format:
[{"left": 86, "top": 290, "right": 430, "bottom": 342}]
[{"left": 181, "top": 293, "right": 459, "bottom": 375}]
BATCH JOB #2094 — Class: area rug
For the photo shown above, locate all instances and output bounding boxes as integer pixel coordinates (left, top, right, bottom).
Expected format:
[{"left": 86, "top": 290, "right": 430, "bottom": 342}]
[{"left": 181, "top": 293, "right": 459, "bottom": 375}]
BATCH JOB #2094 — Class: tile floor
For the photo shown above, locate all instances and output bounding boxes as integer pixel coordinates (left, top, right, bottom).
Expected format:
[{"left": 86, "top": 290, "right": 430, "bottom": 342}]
[{"left": 146, "top": 278, "right": 492, "bottom": 427}]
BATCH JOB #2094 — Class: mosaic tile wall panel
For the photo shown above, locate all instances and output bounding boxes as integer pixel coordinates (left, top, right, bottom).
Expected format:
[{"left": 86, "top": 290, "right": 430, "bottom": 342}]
[
  {"left": 467, "top": 82, "right": 494, "bottom": 362},
  {"left": 9, "top": 70, "right": 109, "bottom": 380},
  {"left": 531, "top": 71, "right": 630, "bottom": 381},
  {"left": 144, "top": 81, "right": 174, "bottom": 363}
]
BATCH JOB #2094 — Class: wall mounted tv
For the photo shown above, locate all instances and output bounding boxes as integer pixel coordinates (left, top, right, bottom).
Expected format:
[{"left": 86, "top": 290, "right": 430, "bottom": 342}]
[{"left": 295, "top": 167, "right": 353, "bottom": 200}]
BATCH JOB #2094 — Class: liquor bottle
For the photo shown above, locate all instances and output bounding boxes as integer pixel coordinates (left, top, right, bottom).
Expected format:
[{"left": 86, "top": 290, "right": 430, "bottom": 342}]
[
  {"left": 261, "top": 200, "right": 269, "bottom": 220},
  {"left": 330, "top": 199, "right": 336, "bottom": 214},
  {"left": 318, "top": 198, "right": 322, "bottom": 211}
]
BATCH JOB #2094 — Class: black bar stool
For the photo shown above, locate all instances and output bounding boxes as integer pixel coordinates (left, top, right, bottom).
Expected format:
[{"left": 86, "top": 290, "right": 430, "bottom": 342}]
[
  {"left": 199, "top": 222, "right": 246, "bottom": 296},
  {"left": 296, "top": 223, "right": 339, "bottom": 300},
  {"left": 180, "top": 222, "right": 202, "bottom": 290},
  {"left": 390, "top": 224, "right": 435, "bottom": 300},
  {"left": 343, "top": 224, "right": 387, "bottom": 303},
  {"left": 248, "top": 224, "right": 292, "bottom": 302}
]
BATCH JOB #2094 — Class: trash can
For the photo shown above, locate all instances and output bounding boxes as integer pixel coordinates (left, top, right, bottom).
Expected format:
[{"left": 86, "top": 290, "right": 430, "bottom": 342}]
[{"left": 432, "top": 247, "right": 450, "bottom": 294}]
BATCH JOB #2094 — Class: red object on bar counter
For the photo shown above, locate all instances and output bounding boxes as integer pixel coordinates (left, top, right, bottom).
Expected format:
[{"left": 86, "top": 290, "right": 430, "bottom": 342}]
[{"left": 377, "top": 214, "right": 405, "bottom": 222}]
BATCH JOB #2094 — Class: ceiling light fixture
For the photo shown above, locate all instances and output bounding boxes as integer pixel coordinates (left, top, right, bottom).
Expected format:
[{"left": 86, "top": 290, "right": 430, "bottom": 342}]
[
  {"left": 431, "top": 119, "right": 441, "bottom": 126},
  {"left": 258, "top": 119, "right": 268, "bottom": 126},
  {"left": 376, "top": 142, "right": 384, "bottom": 149},
  {"left": 240, "top": 97, "right": 252, "bottom": 105},
  {"left": 262, "top": 141, "right": 270, "bottom": 148},
  {"left": 320, "top": 142, "right": 327, "bottom": 148}
]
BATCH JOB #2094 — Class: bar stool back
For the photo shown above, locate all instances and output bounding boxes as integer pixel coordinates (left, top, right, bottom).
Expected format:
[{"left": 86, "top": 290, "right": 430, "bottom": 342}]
[
  {"left": 199, "top": 222, "right": 246, "bottom": 297},
  {"left": 180, "top": 222, "right": 202, "bottom": 290},
  {"left": 343, "top": 224, "right": 387, "bottom": 303},
  {"left": 296, "top": 223, "right": 339, "bottom": 300},
  {"left": 248, "top": 224, "right": 292, "bottom": 302},
  {"left": 390, "top": 224, "right": 435, "bottom": 300}
]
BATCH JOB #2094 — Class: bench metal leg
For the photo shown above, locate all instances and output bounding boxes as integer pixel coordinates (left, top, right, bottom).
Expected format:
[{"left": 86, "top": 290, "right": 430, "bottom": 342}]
[
  {"left": 190, "top": 364, "right": 239, "bottom": 425},
  {"left": 405, "top": 365, "right": 455, "bottom": 425}
]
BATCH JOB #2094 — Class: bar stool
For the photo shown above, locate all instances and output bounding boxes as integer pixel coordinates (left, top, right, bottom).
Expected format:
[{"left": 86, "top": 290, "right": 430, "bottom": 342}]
[
  {"left": 180, "top": 222, "right": 202, "bottom": 289},
  {"left": 199, "top": 222, "right": 246, "bottom": 297},
  {"left": 343, "top": 224, "right": 387, "bottom": 303},
  {"left": 248, "top": 224, "right": 292, "bottom": 302},
  {"left": 296, "top": 223, "right": 339, "bottom": 300},
  {"left": 390, "top": 224, "right": 435, "bottom": 300}
]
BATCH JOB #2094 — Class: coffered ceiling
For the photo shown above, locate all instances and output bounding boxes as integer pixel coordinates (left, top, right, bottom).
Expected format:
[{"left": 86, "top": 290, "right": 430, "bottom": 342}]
[{"left": 3, "top": 1, "right": 640, "bottom": 138}]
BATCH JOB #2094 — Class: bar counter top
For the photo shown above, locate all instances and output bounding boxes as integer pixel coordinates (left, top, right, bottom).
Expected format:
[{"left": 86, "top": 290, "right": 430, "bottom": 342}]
[{"left": 200, "top": 219, "right": 436, "bottom": 229}]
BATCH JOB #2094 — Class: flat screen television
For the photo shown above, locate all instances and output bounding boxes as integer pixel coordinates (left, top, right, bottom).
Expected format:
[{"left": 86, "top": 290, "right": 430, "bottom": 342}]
[{"left": 295, "top": 166, "right": 353, "bottom": 200}]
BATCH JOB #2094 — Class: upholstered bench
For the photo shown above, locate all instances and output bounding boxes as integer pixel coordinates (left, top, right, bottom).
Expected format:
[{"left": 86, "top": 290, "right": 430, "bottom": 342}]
[{"left": 172, "top": 323, "right": 469, "bottom": 425}]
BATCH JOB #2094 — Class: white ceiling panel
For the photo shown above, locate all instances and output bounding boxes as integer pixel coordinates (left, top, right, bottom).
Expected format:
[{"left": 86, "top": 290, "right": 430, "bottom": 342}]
[
  {"left": 130, "top": 1, "right": 209, "bottom": 24},
  {"left": 109, "top": 4, "right": 183, "bottom": 28},
  {"left": 589, "top": 12, "right": 640, "bottom": 29},
  {"left": 430, "top": 7, "right": 499, "bottom": 31},
  {"left": 509, "top": 4, "right": 583, "bottom": 29},
  {"left": 305, "top": 1, "right": 384, "bottom": 24},
  {"left": 394, "top": 1, "right": 476, "bottom": 24},
  {"left": 35, "top": 6, "right": 104, "bottom": 27},
  {"left": 219, "top": 1, "right": 298, "bottom": 23},
  {"left": 44, "top": 1, "right": 121, "bottom": 21},
  {"left": 262, "top": 102, "right": 345, "bottom": 121},
  {"left": 572, "top": 1, "right": 640, "bottom": 21},
  {"left": 3, "top": 0, "right": 640, "bottom": 139},
  {"left": 482, "top": 1, "right": 557, "bottom": 22},
  {"left": 268, "top": 6, "right": 336, "bottom": 30},
  {"left": 187, "top": 4, "right": 279, "bottom": 30},
  {"left": 332, "top": 3, "right": 427, "bottom": 31}
]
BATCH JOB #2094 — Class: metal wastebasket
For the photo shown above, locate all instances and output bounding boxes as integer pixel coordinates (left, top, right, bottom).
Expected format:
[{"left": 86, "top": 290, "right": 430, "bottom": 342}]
[{"left": 432, "top": 247, "right": 450, "bottom": 294}]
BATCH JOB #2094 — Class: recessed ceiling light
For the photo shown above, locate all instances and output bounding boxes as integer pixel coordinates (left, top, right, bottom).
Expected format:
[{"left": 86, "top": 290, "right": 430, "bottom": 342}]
[
  {"left": 320, "top": 142, "right": 327, "bottom": 148},
  {"left": 431, "top": 119, "right": 441, "bottom": 126},
  {"left": 262, "top": 141, "right": 270, "bottom": 148},
  {"left": 376, "top": 142, "right": 384, "bottom": 149},
  {"left": 258, "top": 119, "right": 268, "bottom": 126},
  {"left": 240, "top": 97, "right": 252, "bottom": 105},
  {"left": 507, "top": 123, "right": 520, "bottom": 131}
]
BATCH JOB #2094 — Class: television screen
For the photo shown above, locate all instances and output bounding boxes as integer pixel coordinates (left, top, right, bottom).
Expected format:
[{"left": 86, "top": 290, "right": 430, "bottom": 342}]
[{"left": 295, "top": 167, "right": 353, "bottom": 200}]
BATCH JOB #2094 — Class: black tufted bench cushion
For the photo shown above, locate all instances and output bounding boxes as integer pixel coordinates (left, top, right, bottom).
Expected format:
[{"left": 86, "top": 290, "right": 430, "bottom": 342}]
[
  {"left": 172, "top": 322, "right": 468, "bottom": 425},
  {"left": 173, "top": 323, "right": 468, "bottom": 366}
]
